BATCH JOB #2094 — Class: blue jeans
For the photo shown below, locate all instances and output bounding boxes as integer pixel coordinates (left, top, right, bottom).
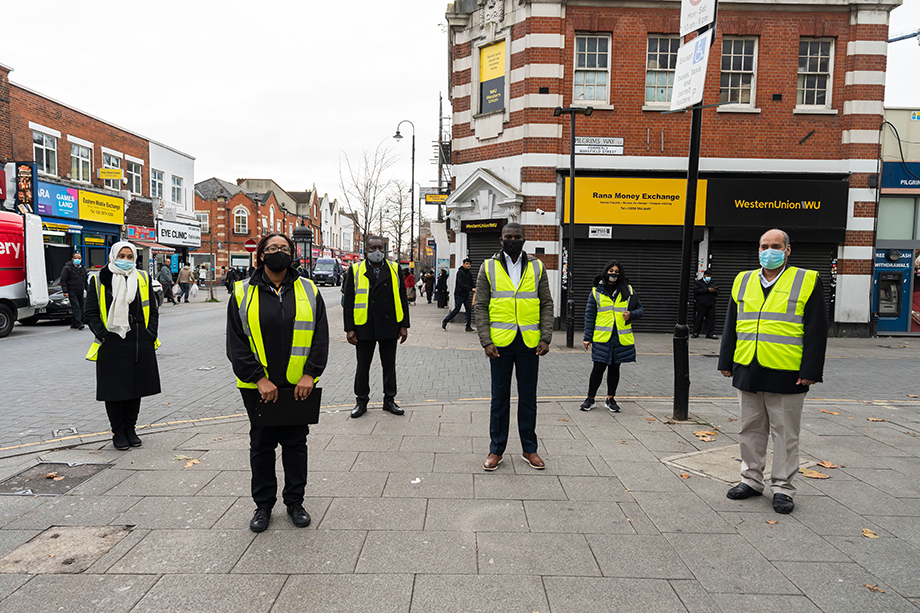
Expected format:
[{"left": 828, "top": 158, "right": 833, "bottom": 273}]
[
  {"left": 488, "top": 333, "right": 539, "bottom": 455},
  {"left": 443, "top": 293, "right": 473, "bottom": 328},
  {"left": 179, "top": 283, "right": 190, "bottom": 302}
]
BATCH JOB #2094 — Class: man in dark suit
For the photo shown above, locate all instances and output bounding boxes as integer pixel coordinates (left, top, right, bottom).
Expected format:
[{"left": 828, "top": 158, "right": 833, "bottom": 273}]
[
  {"left": 343, "top": 236, "right": 411, "bottom": 417},
  {"left": 692, "top": 269, "right": 719, "bottom": 339},
  {"left": 60, "top": 252, "right": 88, "bottom": 330}
]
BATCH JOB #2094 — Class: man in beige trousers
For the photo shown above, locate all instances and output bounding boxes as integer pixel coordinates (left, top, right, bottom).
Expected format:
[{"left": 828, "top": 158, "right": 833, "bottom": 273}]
[{"left": 717, "top": 229, "right": 827, "bottom": 514}]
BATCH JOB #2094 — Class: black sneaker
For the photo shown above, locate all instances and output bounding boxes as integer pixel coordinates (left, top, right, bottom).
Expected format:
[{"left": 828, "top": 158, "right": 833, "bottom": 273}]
[
  {"left": 690, "top": 333, "right": 699, "bottom": 338},
  {"left": 579, "top": 398, "right": 596, "bottom": 411},
  {"left": 250, "top": 508, "right": 271, "bottom": 532},
  {"left": 605, "top": 398, "right": 621, "bottom": 413},
  {"left": 441, "top": 321, "right": 447, "bottom": 330},
  {"left": 287, "top": 504, "right": 311, "bottom": 527}
]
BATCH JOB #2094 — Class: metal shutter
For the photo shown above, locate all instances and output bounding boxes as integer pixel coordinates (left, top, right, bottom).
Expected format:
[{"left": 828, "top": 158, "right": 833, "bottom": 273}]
[
  {"left": 466, "top": 233, "right": 500, "bottom": 276},
  {"left": 570, "top": 239, "right": 699, "bottom": 333},
  {"left": 707, "top": 242, "right": 837, "bottom": 333}
]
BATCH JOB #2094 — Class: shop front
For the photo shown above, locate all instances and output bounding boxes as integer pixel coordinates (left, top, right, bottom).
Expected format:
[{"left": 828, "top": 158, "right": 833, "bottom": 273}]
[
  {"left": 157, "top": 219, "right": 201, "bottom": 269},
  {"left": 874, "top": 161, "right": 920, "bottom": 334},
  {"left": 462, "top": 218, "right": 506, "bottom": 274},
  {"left": 126, "top": 225, "right": 174, "bottom": 278}
]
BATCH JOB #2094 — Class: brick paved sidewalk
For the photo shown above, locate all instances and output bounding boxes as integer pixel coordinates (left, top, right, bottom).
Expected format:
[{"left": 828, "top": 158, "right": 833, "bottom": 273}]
[{"left": 0, "top": 391, "right": 917, "bottom": 612}]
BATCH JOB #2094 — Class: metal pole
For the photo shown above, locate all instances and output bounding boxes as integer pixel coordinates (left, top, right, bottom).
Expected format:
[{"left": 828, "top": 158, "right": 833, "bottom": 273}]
[
  {"left": 566, "top": 112, "right": 576, "bottom": 349},
  {"left": 673, "top": 103, "right": 704, "bottom": 421},
  {"left": 410, "top": 131, "right": 416, "bottom": 265}
]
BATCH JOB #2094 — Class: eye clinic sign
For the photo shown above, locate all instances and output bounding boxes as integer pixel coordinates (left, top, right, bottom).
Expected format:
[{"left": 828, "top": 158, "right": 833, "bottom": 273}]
[{"left": 157, "top": 219, "right": 201, "bottom": 247}]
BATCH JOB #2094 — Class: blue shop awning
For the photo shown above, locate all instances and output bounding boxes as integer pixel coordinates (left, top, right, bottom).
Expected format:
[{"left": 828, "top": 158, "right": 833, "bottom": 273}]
[{"left": 40, "top": 217, "right": 83, "bottom": 234}]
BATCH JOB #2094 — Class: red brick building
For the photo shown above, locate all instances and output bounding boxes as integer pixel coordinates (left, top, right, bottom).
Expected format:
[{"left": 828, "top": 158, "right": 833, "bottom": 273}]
[
  {"left": 445, "top": 0, "right": 899, "bottom": 336},
  {"left": 290, "top": 189, "right": 323, "bottom": 249}
]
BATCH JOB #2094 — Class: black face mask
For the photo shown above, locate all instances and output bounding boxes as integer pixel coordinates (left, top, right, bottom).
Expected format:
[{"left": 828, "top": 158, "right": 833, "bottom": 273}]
[
  {"left": 263, "top": 251, "right": 293, "bottom": 273},
  {"left": 607, "top": 274, "right": 619, "bottom": 285},
  {"left": 502, "top": 239, "right": 524, "bottom": 259}
]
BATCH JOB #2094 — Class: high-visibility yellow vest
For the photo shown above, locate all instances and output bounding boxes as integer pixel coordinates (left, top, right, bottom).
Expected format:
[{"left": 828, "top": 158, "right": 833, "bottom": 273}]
[
  {"left": 731, "top": 266, "right": 818, "bottom": 371},
  {"left": 234, "top": 276, "right": 319, "bottom": 388},
  {"left": 591, "top": 286, "right": 634, "bottom": 346},
  {"left": 85, "top": 270, "right": 160, "bottom": 361},
  {"left": 351, "top": 260, "right": 403, "bottom": 326},
  {"left": 485, "top": 256, "right": 544, "bottom": 348}
]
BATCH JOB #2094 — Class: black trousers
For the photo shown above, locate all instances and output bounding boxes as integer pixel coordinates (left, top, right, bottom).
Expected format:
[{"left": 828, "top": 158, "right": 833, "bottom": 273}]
[
  {"left": 104, "top": 398, "right": 141, "bottom": 431},
  {"left": 443, "top": 293, "right": 473, "bottom": 328},
  {"left": 489, "top": 334, "right": 539, "bottom": 455},
  {"left": 70, "top": 292, "right": 84, "bottom": 327},
  {"left": 250, "top": 423, "right": 309, "bottom": 509},
  {"left": 354, "top": 338, "right": 398, "bottom": 403},
  {"left": 693, "top": 304, "right": 716, "bottom": 336},
  {"left": 587, "top": 361, "right": 620, "bottom": 399}
]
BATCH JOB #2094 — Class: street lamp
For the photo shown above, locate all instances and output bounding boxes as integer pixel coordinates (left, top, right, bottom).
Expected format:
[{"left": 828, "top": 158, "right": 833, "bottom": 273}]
[
  {"left": 292, "top": 221, "right": 314, "bottom": 279},
  {"left": 554, "top": 106, "right": 593, "bottom": 349},
  {"left": 393, "top": 120, "right": 415, "bottom": 269}
]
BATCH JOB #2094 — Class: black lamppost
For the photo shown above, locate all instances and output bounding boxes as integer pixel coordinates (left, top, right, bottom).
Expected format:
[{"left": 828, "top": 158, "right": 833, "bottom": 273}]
[
  {"left": 393, "top": 120, "right": 415, "bottom": 267},
  {"left": 292, "top": 221, "right": 313, "bottom": 279},
  {"left": 554, "top": 106, "right": 593, "bottom": 349}
]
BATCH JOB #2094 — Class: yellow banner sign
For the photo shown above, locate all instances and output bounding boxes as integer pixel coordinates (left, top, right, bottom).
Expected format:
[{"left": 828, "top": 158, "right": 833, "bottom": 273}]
[
  {"left": 563, "top": 177, "right": 706, "bottom": 226},
  {"left": 480, "top": 41, "right": 505, "bottom": 114},
  {"left": 79, "top": 190, "right": 124, "bottom": 225},
  {"left": 425, "top": 194, "right": 448, "bottom": 203},
  {"left": 98, "top": 168, "right": 123, "bottom": 180}
]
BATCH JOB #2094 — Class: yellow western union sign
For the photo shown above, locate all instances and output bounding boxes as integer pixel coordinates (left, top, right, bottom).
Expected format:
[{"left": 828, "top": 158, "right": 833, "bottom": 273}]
[
  {"left": 563, "top": 177, "right": 706, "bottom": 226},
  {"left": 479, "top": 41, "right": 505, "bottom": 114},
  {"left": 79, "top": 190, "right": 124, "bottom": 225}
]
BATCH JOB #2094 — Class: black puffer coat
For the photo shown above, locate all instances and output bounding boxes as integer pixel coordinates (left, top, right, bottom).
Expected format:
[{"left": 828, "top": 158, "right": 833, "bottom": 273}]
[
  {"left": 583, "top": 281, "right": 644, "bottom": 365},
  {"left": 84, "top": 268, "right": 161, "bottom": 402}
]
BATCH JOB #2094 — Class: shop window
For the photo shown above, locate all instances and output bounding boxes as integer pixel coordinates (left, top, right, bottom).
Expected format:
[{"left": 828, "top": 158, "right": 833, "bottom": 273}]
[
  {"left": 71, "top": 144, "right": 91, "bottom": 183},
  {"left": 720, "top": 37, "right": 757, "bottom": 106},
  {"left": 645, "top": 36, "right": 680, "bottom": 104},
  {"left": 150, "top": 169, "right": 164, "bottom": 200},
  {"left": 171, "top": 175, "right": 184, "bottom": 205},
  {"left": 103, "top": 153, "right": 121, "bottom": 190},
  {"left": 574, "top": 34, "right": 609, "bottom": 104},
  {"left": 195, "top": 212, "right": 209, "bottom": 233},
  {"left": 33, "top": 132, "right": 57, "bottom": 175},
  {"left": 234, "top": 208, "right": 249, "bottom": 234},
  {"left": 797, "top": 38, "right": 834, "bottom": 108},
  {"left": 877, "top": 197, "right": 916, "bottom": 241},
  {"left": 126, "top": 162, "right": 143, "bottom": 195}
]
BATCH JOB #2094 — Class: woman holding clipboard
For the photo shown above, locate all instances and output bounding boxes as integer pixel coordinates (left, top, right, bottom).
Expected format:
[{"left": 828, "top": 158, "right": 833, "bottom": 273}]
[{"left": 227, "top": 233, "right": 329, "bottom": 533}]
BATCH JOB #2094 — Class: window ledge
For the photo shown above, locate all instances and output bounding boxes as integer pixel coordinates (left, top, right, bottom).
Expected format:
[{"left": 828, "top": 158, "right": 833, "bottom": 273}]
[
  {"left": 473, "top": 109, "right": 505, "bottom": 120},
  {"left": 717, "top": 106, "right": 762, "bottom": 114},
  {"left": 641, "top": 105, "right": 671, "bottom": 112},
  {"left": 572, "top": 102, "right": 614, "bottom": 112},
  {"left": 793, "top": 107, "right": 838, "bottom": 115},
  {"left": 37, "top": 170, "right": 58, "bottom": 179}
]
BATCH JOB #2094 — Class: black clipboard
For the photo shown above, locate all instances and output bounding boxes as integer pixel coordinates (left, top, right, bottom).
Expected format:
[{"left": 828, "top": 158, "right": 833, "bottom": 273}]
[{"left": 250, "top": 387, "right": 322, "bottom": 427}]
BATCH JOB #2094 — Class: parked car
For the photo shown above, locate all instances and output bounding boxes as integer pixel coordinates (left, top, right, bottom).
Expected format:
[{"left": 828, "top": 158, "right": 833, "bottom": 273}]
[{"left": 312, "top": 258, "right": 343, "bottom": 286}]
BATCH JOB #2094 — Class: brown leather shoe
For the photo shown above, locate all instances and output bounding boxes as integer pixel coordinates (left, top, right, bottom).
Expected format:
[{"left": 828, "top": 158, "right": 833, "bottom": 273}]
[
  {"left": 483, "top": 453, "right": 503, "bottom": 471},
  {"left": 521, "top": 452, "right": 545, "bottom": 470}
]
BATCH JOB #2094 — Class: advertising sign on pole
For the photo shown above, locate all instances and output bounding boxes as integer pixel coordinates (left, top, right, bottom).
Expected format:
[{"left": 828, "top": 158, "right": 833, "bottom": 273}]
[
  {"left": 670, "top": 29, "right": 714, "bottom": 111},
  {"left": 680, "top": 0, "right": 717, "bottom": 37}
]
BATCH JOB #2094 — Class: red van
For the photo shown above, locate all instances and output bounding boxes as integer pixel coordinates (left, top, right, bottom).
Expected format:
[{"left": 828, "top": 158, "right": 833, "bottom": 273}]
[{"left": 0, "top": 211, "right": 49, "bottom": 337}]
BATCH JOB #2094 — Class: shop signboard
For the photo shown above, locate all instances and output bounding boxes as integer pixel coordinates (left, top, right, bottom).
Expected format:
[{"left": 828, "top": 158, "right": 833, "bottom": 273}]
[
  {"left": 84, "top": 234, "right": 105, "bottom": 245},
  {"left": 36, "top": 181, "right": 79, "bottom": 219},
  {"left": 425, "top": 194, "right": 448, "bottom": 204},
  {"left": 125, "top": 225, "right": 157, "bottom": 240},
  {"left": 157, "top": 220, "right": 201, "bottom": 247},
  {"left": 563, "top": 177, "right": 707, "bottom": 226},
  {"left": 461, "top": 218, "right": 507, "bottom": 233},
  {"left": 79, "top": 190, "right": 124, "bottom": 225},
  {"left": 705, "top": 178, "right": 848, "bottom": 230},
  {"left": 881, "top": 161, "right": 920, "bottom": 191},
  {"left": 97, "top": 168, "right": 123, "bottom": 181},
  {"left": 479, "top": 41, "right": 505, "bottom": 114}
]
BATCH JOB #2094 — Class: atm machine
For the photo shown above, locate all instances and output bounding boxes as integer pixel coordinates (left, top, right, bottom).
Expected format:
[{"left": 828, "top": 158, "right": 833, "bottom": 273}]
[{"left": 874, "top": 249, "right": 912, "bottom": 333}]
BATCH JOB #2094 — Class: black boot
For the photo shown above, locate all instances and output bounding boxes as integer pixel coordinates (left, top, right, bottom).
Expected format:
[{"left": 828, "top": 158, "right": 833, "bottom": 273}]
[
  {"left": 105, "top": 403, "right": 130, "bottom": 450},
  {"left": 124, "top": 400, "right": 142, "bottom": 447}
]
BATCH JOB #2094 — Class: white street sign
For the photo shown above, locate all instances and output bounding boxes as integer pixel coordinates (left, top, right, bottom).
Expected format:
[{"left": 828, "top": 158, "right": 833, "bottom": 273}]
[
  {"left": 680, "top": 0, "right": 717, "bottom": 37},
  {"left": 575, "top": 137, "right": 624, "bottom": 147},
  {"left": 588, "top": 226, "right": 612, "bottom": 239},
  {"left": 670, "top": 29, "right": 714, "bottom": 111},
  {"left": 575, "top": 145, "right": 624, "bottom": 156}
]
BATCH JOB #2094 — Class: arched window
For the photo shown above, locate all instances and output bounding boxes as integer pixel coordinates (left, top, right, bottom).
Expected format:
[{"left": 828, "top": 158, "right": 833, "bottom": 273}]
[{"left": 234, "top": 208, "right": 248, "bottom": 234}]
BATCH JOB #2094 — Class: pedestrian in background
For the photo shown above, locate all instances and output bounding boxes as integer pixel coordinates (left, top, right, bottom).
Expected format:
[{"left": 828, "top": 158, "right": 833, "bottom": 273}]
[
  {"left": 157, "top": 263, "right": 176, "bottom": 305},
  {"left": 60, "top": 251, "right": 88, "bottom": 330},
  {"left": 692, "top": 269, "right": 719, "bottom": 339},
  {"left": 227, "top": 233, "right": 328, "bottom": 533},
  {"left": 475, "top": 223, "right": 554, "bottom": 471},
  {"left": 424, "top": 268, "right": 435, "bottom": 304},
  {"left": 343, "top": 236, "right": 411, "bottom": 418},
  {"left": 84, "top": 242, "right": 161, "bottom": 450},
  {"left": 436, "top": 268, "right": 449, "bottom": 308},
  {"left": 580, "top": 260, "right": 644, "bottom": 413},
  {"left": 442, "top": 257, "right": 475, "bottom": 332},
  {"left": 176, "top": 263, "right": 194, "bottom": 303},
  {"left": 405, "top": 269, "right": 417, "bottom": 305},
  {"left": 224, "top": 266, "right": 237, "bottom": 294},
  {"left": 719, "top": 228, "right": 827, "bottom": 515}
]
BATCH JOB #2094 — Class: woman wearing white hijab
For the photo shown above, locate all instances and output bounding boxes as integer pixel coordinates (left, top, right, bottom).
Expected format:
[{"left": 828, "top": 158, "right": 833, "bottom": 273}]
[{"left": 84, "top": 241, "right": 161, "bottom": 450}]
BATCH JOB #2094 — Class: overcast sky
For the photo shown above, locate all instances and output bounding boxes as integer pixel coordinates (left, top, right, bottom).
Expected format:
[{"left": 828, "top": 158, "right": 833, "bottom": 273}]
[{"left": 3, "top": 1, "right": 919, "bottom": 204}]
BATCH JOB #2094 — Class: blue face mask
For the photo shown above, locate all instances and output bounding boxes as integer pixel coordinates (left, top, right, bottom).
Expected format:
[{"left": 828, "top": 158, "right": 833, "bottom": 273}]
[
  {"left": 704, "top": 276, "right": 711, "bottom": 283},
  {"left": 114, "top": 259, "right": 135, "bottom": 271},
  {"left": 73, "top": 259, "right": 81, "bottom": 266},
  {"left": 759, "top": 249, "right": 786, "bottom": 270}
]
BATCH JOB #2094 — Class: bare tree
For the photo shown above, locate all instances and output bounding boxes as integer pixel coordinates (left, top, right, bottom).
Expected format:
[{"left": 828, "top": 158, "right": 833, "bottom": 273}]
[
  {"left": 384, "top": 180, "right": 413, "bottom": 260},
  {"left": 338, "top": 142, "right": 396, "bottom": 247}
]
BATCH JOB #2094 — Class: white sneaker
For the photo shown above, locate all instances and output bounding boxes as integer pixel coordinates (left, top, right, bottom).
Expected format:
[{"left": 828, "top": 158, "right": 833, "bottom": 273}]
[{"left": 605, "top": 398, "right": 620, "bottom": 413}]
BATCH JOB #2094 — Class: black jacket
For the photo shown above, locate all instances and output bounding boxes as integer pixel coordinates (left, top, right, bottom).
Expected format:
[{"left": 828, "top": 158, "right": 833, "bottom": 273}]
[
  {"left": 454, "top": 266, "right": 474, "bottom": 298},
  {"left": 227, "top": 268, "right": 329, "bottom": 387},
  {"left": 693, "top": 278, "right": 718, "bottom": 307},
  {"left": 60, "top": 261, "right": 88, "bottom": 296},
  {"left": 84, "top": 268, "right": 161, "bottom": 402},
  {"left": 718, "top": 270, "right": 827, "bottom": 393},
  {"left": 342, "top": 260, "right": 410, "bottom": 341},
  {"left": 436, "top": 272, "right": 448, "bottom": 292}
]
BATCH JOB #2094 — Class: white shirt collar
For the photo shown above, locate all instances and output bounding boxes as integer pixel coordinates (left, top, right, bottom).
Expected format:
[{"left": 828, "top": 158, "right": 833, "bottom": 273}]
[{"left": 759, "top": 266, "right": 786, "bottom": 288}]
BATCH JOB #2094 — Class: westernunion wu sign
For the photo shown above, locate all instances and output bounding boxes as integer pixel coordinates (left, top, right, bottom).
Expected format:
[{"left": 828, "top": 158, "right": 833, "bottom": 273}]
[
  {"left": 480, "top": 41, "right": 505, "bottom": 114},
  {"left": 563, "top": 177, "right": 706, "bottom": 226}
]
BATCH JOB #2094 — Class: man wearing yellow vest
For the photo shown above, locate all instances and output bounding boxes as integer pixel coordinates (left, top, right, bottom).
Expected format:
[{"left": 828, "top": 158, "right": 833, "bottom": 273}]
[
  {"left": 343, "top": 236, "right": 411, "bottom": 418},
  {"left": 474, "top": 223, "right": 554, "bottom": 471},
  {"left": 718, "top": 229, "right": 827, "bottom": 514},
  {"left": 227, "top": 233, "right": 329, "bottom": 532}
]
